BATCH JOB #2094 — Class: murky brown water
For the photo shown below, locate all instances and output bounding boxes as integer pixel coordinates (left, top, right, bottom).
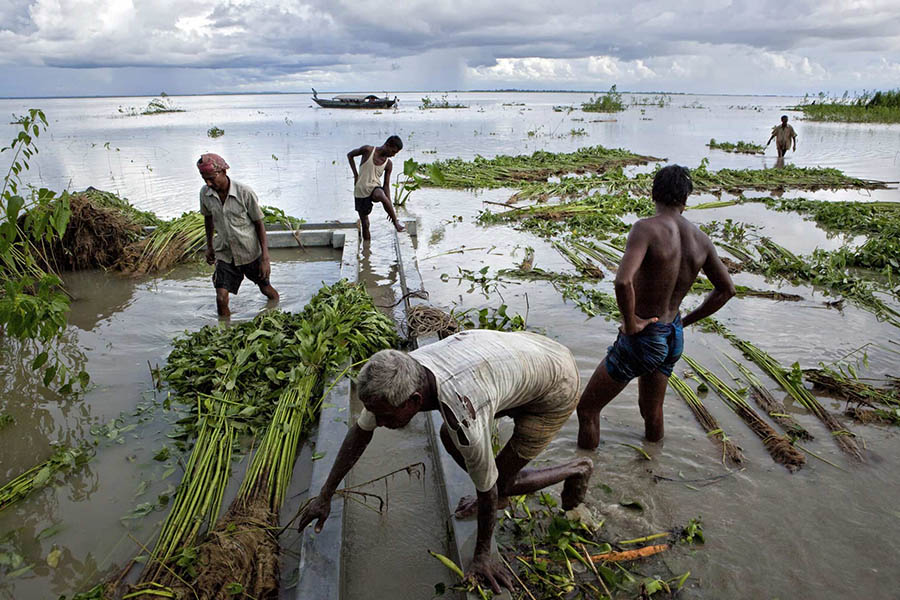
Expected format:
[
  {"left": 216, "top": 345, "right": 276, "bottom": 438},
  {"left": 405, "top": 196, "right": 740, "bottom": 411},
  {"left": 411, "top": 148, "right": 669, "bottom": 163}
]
[{"left": 1, "top": 92, "right": 899, "bottom": 599}]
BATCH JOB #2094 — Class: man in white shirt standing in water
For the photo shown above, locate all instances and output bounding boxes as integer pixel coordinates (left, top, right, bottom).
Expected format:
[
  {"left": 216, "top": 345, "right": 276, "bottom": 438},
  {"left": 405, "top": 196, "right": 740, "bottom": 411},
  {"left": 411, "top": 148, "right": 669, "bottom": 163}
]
[
  {"left": 297, "top": 329, "right": 594, "bottom": 594},
  {"left": 347, "top": 135, "right": 406, "bottom": 240}
]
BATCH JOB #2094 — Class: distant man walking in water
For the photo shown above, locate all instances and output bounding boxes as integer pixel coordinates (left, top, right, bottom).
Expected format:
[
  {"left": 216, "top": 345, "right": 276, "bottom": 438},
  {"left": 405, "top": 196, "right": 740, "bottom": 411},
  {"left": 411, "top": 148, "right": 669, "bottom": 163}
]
[
  {"left": 577, "top": 165, "right": 735, "bottom": 448},
  {"left": 198, "top": 153, "right": 279, "bottom": 318},
  {"left": 766, "top": 115, "right": 797, "bottom": 158},
  {"left": 347, "top": 135, "right": 406, "bottom": 240},
  {"left": 298, "top": 330, "right": 593, "bottom": 594}
]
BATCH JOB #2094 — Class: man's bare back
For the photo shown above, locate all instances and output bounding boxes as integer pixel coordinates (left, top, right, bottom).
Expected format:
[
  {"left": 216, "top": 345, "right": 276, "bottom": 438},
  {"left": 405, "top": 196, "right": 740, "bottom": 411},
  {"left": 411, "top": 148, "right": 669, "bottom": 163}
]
[
  {"left": 628, "top": 213, "right": 722, "bottom": 324},
  {"left": 577, "top": 165, "right": 735, "bottom": 448}
]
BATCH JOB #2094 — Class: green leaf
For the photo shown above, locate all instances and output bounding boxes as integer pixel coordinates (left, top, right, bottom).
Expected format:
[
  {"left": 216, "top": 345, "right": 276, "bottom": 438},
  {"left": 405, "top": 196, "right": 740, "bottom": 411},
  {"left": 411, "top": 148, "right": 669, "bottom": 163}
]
[
  {"left": 224, "top": 582, "right": 243, "bottom": 595},
  {"left": 619, "top": 500, "right": 644, "bottom": 512},
  {"left": 153, "top": 446, "right": 170, "bottom": 461},
  {"left": 311, "top": 451, "right": 326, "bottom": 461},
  {"left": 36, "top": 523, "right": 64, "bottom": 540},
  {"left": 46, "top": 547, "right": 62, "bottom": 568},
  {"left": 32, "top": 466, "right": 53, "bottom": 488},
  {"left": 31, "top": 351, "right": 49, "bottom": 370}
]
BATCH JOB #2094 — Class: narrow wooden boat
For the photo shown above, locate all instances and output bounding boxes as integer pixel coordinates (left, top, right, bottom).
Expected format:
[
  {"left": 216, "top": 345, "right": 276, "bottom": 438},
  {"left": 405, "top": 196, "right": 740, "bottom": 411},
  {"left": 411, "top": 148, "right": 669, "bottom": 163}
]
[{"left": 311, "top": 88, "right": 397, "bottom": 109}]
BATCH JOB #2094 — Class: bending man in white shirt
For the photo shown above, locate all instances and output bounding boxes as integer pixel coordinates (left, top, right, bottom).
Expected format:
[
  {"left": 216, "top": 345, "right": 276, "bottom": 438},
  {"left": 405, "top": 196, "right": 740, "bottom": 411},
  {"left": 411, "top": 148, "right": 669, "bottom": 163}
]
[{"left": 297, "top": 329, "right": 593, "bottom": 594}]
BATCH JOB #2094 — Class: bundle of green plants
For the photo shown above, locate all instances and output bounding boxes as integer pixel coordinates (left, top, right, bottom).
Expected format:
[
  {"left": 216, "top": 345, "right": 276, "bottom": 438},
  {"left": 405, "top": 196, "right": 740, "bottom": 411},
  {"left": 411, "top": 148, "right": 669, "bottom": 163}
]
[
  {"left": 553, "top": 241, "right": 605, "bottom": 278},
  {"left": 804, "top": 367, "right": 899, "bottom": 409},
  {"left": 581, "top": 85, "right": 626, "bottom": 113},
  {"left": 794, "top": 90, "right": 900, "bottom": 123},
  {"left": 745, "top": 197, "right": 900, "bottom": 238},
  {"left": 478, "top": 193, "right": 652, "bottom": 241},
  {"left": 127, "top": 281, "right": 397, "bottom": 599},
  {"left": 555, "top": 281, "right": 620, "bottom": 321},
  {"left": 0, "top": 445, "right": 89, "bottom": 513},
  {"left": 206, "top": 126, "right": 224, "bottom": 138},
  {"left": 668, "top": 374, "right": 744, "bottom": 465},
  {"left": 705, "top": 320, "right": 863, "bottom": 461},
  {"left": 727, "top": 357, "right": 813, "bottom": 441},
  {"left": 683, "top": 356, "right": 805, "bottom": 471},
  {"left": 118, "top": 96, "right": 185, "bottom": 117},
  {"left": 117, "top": 206, "right": 305, "bottom": 275},
  {"left": 423, "top": 146, "right": 660, "bottom": 189},
  {"left": 707, "top": 139, "right": 764, "bottom": 155}
]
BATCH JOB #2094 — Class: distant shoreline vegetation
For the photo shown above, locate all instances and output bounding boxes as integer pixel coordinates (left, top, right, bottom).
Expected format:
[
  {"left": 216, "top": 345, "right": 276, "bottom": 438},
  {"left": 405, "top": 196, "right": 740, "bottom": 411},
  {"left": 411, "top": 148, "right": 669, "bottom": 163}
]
[{"left": 793, "top": 90, "right": 900, "bottom": 124}]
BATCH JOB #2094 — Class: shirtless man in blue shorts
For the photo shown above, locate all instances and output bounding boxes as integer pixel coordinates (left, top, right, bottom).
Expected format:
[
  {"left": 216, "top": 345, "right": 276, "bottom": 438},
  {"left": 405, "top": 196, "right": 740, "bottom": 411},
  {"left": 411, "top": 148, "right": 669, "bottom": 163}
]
[{"left": 576, "top": 165, "right": 736, "bottom": 447}]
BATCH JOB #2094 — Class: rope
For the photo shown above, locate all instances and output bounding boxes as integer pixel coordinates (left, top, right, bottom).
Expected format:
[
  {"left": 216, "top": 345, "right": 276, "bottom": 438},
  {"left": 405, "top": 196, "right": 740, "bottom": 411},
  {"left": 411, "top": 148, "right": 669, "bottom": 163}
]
[{"left": 406, "top": 305, "right": 459, "bottom": 339}]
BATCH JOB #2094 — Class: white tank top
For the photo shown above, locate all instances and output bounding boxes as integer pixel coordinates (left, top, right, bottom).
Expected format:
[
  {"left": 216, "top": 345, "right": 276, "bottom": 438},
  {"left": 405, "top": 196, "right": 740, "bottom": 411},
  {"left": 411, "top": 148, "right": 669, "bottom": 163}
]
[{"left": 354, "top": 149, "right": 386, "bottom": 198}]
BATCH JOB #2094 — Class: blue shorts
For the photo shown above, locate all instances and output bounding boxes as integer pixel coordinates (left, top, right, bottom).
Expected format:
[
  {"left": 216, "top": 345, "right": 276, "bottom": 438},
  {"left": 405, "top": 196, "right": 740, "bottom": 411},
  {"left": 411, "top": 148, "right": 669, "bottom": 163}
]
[{"left": 604, "top": 314, "right": 684, "bottom": 383}]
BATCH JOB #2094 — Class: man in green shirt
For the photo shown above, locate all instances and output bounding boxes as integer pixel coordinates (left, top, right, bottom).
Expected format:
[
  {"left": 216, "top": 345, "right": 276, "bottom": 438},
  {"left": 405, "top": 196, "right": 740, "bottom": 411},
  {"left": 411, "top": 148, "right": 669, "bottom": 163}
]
[{"left": 198, "top": 153, "right": 279, "bottom": 317}]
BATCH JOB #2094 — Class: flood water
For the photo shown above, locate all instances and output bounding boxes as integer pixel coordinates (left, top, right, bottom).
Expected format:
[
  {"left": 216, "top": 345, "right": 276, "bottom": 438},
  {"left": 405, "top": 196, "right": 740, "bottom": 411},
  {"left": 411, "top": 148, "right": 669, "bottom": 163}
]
[{"left": 1, "top": 92, "right": 899, "bottom": 599}]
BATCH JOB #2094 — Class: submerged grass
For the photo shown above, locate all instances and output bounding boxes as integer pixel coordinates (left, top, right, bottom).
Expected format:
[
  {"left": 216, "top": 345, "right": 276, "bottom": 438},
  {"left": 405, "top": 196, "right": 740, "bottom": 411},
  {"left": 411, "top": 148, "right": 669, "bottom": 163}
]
[
  {"left": 706, "top": 320, "right": 864, "bottom": 461},
  {"left": 728, "top": 357, "right": 814, "bottom": 441},
  {"left": 668, "top": 374, "right": 744, "bottom": 465},
  {"left": 0, "top": 445, "right": 89, "bottom": 513},
  {"left": 684, "top": 356, "right": 805, "bottom": 471},
  {"left": 423, "top": 146, "right": 661, "bottom": 189}
]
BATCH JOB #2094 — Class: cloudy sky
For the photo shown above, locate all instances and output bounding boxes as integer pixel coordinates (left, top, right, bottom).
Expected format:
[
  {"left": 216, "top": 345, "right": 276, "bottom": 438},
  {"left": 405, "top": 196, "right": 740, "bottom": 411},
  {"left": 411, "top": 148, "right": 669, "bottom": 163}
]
[{"left": 0, "top": 0, "right": 898, "bottom": 98}]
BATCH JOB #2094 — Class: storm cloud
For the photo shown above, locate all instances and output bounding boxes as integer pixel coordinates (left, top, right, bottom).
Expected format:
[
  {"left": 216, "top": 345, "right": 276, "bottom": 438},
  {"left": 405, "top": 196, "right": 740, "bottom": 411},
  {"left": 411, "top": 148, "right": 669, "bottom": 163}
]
[{"left": 0, "top": 0, "right": 898, "bottom": 96}]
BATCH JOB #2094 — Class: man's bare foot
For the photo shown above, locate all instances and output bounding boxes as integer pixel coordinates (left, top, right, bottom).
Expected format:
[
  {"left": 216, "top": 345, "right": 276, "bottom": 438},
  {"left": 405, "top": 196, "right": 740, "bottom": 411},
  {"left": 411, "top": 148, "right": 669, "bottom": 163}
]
[
  {"left": 454, "top": 495, "right": 509, "bottom": 519},
  {"left": 577, "top": 407, "right": 600, "bottom": 450},
  {"left": 561, "top": 457, "right": 593, "bottom": 510},
  {"left": 395, "top": 221, "right": 406, "bottom": 233}
]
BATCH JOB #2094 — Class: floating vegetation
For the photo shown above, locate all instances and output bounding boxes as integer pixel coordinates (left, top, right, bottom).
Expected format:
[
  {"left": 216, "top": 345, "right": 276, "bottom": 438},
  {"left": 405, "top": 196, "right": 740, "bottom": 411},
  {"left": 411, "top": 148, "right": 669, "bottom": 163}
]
[
  {"left": 727, "top": 357, "right": 813, "bottom": 441},
  {"left": 424, "top": 146, "right": 661, "bottom": 189},
  {"left": 707, "top": 139, "right": 764, "bottom": 155},
  {"left": 684, "top": 356, "right": 805, "bottom": 471},
  {"left": 718, "top": 237, "right": 900, "bottom": 328},
  {"left": 430, "top": 493, "right": 697, "bottom": 599},
  {"left": 0, "top": 445, "right": 90, "bottom": 513},
  {"left": 206, "top": 126, "right": 224, "bottom": 138},
  {"left": 669, "top": 374, "right": 744, "bottom": 465},
  {"left": 499, "top": 160, "right": 887, "bottom": 207},
  {"left": 420, "top": 94, "right": 467, "bottom": 109},
  {"left": 706, "top": 320, "right": 863, "bottom": 461},
  {"left": 804, "top": 367, "right": 899, "bottom": 408},
  {"left": 631, "top": 94, "right": 671, "bottom": 107},
  {"left": 845, "top": 406, "right": 900, "bottom": 426},
  {"left": 794, "top": 90, "right": 900, "bottom": 123},
  {"left": 581, "top": 85, "right": 625, "bottom": 113}
]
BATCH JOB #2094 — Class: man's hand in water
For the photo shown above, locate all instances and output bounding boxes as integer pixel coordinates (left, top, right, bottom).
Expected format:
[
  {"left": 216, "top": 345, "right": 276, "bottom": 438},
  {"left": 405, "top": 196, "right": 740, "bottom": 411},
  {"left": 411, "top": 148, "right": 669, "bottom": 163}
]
[
  {"left": 259, "top": 255, "right": 271, "bottom": 280},
  {"left": 296, "top": 494, "right": 332, "bottom": 533},
  {"left": 467, "top": 552, "right": 514, "bottom": 594},
  {"left": 620, "top": 315, "right": 658, "bottom": 336}
]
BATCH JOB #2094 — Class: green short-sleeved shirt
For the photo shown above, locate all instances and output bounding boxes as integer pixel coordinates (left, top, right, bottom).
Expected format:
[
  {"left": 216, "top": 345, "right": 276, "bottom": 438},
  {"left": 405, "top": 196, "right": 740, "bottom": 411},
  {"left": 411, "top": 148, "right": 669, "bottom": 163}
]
[{"left": 199, "top": 178, "right": 264, "bottom": 266}]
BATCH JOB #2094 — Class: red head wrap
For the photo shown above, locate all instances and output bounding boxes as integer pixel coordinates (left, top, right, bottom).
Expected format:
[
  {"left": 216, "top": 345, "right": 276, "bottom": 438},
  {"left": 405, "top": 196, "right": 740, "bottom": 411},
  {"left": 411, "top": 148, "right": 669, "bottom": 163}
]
[{"left": 197, "top": 153, "right": 229, "bottom": 176}]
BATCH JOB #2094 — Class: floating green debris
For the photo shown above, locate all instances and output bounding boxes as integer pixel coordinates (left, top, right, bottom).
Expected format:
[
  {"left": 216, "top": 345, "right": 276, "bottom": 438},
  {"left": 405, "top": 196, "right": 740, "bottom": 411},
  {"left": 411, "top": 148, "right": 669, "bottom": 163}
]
[
  {"left": 684, "top": 356, "right": 805, "bottom": 471},
  {"left": 707, "top": 139, "right": 765, "bottom": 154},
  {"left": 706, "top": 320, "right": 863, "bottom": 461},
  {"left": 804, "top": 367, "right": 900, "bottom": 409},
  {"left": 495, "top": 161, "right": 887, "bottom": 205},
  {"left": 420, "top": 94, "right": 467, "bottom": 109},
  {"left": 0, "top": 445, "right": 90, "bottom": 513},
  {"left": 717, "top": 237, "right": 900, "bottom": 328},
  {"left": 669, "top": 374, "right": 744, "bottom": 465},
  {"left": 423, "top": 146, "right": 661, "bottom": 189}
]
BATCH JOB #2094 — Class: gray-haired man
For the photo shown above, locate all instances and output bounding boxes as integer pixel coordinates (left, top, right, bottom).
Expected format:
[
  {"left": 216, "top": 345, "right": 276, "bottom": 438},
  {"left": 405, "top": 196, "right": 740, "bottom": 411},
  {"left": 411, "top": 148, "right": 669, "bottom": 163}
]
[{"left": 297, "top": 329, "right": 593, "bottom": 594}]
